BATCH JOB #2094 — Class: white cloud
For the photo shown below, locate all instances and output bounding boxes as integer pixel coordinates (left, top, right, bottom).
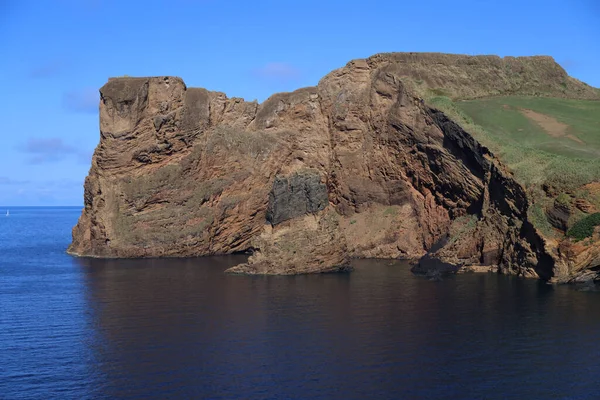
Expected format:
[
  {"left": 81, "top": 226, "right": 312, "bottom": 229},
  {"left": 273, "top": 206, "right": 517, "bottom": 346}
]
[
  {"left": 18, "top": 137, "right": 93, "bottom": 165},
  {"left": 253, "top": 62, "right": 301, "bottom": 81}
]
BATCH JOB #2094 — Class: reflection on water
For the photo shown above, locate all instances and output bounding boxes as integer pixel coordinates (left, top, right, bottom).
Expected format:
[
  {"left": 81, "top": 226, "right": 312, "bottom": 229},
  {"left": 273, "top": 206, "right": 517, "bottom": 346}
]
[
  {"left": 75, "top": 257, "right": 600, "bottom": 400},
  {"left": 1, "top": 207, "right": 600, "bottom": 400}
]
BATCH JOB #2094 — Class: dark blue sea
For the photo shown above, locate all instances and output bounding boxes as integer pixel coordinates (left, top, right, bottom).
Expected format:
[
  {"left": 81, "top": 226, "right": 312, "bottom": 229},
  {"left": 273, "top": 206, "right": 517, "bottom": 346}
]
[{"left": 1, "top": 207, "right": 600, "bottom": 399}]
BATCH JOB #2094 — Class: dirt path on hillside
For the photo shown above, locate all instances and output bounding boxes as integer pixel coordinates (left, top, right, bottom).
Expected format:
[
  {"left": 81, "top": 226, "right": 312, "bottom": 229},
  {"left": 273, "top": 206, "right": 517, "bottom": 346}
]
[{"left": 519, "top": 108, "right": 583, "bottom": 143}]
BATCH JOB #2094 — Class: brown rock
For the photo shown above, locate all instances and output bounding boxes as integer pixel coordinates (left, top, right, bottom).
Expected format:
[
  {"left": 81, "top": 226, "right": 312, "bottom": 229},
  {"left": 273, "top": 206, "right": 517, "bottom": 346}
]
[
  {"left": 575, "top": 198, "right": 594, "bottom": 213},
  {"left": 70, "top": 52, "right": 598, "bottom": 278},
  {"left": 555, "top": 238, "right": 600, "bottom": 283},
  {"left": 226, "top": 211, "right": 349, "bottom": 275}
]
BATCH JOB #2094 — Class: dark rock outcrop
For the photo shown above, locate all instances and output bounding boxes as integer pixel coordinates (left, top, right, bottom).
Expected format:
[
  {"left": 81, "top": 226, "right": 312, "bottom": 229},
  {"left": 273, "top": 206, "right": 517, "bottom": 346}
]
[
  {"left": 266, "top": 171, "right": 328, "bottom": 225},
  {"left": 546, "top": 200, "right": 571, "bottom": 232}
]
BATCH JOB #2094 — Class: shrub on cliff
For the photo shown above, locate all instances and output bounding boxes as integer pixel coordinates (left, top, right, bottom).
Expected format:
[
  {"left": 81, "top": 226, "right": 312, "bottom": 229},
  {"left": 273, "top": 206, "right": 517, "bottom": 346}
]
[{"left": 567, "top": 213, "right": 600, "bottom": 240}]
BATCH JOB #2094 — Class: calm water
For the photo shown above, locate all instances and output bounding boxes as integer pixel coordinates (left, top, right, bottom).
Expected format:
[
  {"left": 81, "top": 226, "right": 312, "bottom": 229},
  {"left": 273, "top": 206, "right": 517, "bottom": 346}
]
[{"left": 1, "top": 207, "right": 600, "bottom": 399}]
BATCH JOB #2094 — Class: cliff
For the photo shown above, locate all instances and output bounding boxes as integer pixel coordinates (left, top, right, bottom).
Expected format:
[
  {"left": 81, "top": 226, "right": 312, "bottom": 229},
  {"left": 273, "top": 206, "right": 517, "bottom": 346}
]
[
  {"left": 365, "top": 53, "right": 599, "bottom": 100},
  {"left": 68, "top": 53, "right": 600, "bottom": 280}
]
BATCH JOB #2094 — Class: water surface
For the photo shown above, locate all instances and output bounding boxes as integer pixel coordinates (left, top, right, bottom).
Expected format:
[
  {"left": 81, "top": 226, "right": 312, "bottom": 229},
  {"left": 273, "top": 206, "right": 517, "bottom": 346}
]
[{"left": 1, "top": 207, "right": 600, "bottom": 399}]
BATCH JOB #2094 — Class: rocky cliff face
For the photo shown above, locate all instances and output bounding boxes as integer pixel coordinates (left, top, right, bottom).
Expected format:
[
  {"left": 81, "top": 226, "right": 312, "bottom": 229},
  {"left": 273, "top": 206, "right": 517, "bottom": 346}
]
[{"left": 69, "top": 53, "right": 598, "bottom": 279}]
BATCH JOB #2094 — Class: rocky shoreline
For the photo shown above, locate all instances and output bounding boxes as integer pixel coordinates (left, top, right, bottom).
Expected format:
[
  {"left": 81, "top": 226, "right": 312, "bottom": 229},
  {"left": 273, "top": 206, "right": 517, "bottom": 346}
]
[{"left": 69, "top": 52, "right": 600, "bottom": 283}]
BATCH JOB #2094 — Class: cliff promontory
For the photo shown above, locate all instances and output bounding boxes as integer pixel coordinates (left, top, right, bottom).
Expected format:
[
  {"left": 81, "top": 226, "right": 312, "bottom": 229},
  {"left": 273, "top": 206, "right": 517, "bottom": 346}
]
[{"left": 69, "top": 53, "right": 600, "bottom": 281}]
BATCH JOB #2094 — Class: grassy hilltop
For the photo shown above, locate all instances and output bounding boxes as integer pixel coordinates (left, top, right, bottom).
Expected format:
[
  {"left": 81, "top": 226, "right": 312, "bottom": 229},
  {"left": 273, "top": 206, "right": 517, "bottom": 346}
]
[
  {"left": 366, "top": 53, "right": 600, "bottom": 240},
  {"left": 424, "top": 87, "right": 600, "bottom": 239}
]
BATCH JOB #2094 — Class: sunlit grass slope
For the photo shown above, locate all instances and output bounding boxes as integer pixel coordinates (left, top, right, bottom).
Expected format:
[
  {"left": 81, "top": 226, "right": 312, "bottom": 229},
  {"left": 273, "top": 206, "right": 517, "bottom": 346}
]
[{"left": 429, "top": 96, "right": 600, "bottom": 193}]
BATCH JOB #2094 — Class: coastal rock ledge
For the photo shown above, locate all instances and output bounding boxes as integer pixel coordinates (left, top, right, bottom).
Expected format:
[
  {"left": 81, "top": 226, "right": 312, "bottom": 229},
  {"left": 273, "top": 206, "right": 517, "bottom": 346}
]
[{"left": 69, "top": 52, "right": 598, "bottom": 279}]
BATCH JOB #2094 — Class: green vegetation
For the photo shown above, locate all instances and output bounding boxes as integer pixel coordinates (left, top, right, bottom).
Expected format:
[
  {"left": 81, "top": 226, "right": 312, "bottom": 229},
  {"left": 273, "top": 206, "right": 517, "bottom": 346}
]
[
  {"left": 122, "top": 163, "right": 232, "bottom": 211},
  {"left": 528, "top": 203, "right": 557, "bottom": 238},
  {"left": 567, "top": 213, "right": 600, "bottom": 241},
  {"left": 458, "top": 97, "right": 600, "bottom": 158},
  {"left": 447, "top": 214, "right": 478, "bottom": 244},
  {"left": 383, "top": 207, "right": 398, "bottom": 216},
  {"left": 555, "top": 193, "right": 572, "bottom": 207},
  {"left": 427, "top": 94, "right": 600, "bottom": 236},
  {"left": 122, "top": 164, "right": 181, "bottom": 206},
  {"left": 113, "top": 204, "right": 215, "bottom": 245},
  {"left": 116, "top": 160, "right": 240, "bottom": 245},
  {"left": 573, "top": 187, "right": 600, "bottom": 211},
  {"left": 429, "top": 88, "right": 451, "bottom": 97},
  {"left": 428, "top": 95, "right": 600, "bottom": 192}
]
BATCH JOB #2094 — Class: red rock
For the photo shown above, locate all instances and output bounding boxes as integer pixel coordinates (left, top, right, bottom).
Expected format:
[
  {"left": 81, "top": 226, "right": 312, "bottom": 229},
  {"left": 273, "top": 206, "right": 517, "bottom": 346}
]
[{"left": 69, "top": 53, "right": 599, "bottom": 277}]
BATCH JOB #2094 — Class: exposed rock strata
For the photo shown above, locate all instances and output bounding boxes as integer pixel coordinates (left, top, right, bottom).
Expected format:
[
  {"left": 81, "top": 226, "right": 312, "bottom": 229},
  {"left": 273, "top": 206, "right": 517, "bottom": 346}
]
[{"left": 69, "top": 53, "right": 600, "bottom": 280}]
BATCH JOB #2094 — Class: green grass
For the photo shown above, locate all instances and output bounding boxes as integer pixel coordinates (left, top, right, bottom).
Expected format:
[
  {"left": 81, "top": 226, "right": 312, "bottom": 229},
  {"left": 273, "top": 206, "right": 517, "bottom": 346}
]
[
  {"left": 567, "top": 213, "right": 600, "bottom": 240},
  {"left": 528, "top": 203, "right": 557, "bottom": 238},
  {"left": 429, "top": 96, "right": 600, "bottom": 192},
  {"left": 427, "top": 95, "right": 600, "bottom": 237},
  {"left": 555, "top": 193, "right": 572, "bottom": 207},
  {"left": 457, "top": 97, "right": 600, "bottom": 159}
]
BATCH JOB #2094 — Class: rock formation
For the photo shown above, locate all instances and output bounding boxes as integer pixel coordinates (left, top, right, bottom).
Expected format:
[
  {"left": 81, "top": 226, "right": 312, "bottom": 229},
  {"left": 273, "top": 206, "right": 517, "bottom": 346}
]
[{"left": 68, "top": 53, "right": 600, "bottom": 280}]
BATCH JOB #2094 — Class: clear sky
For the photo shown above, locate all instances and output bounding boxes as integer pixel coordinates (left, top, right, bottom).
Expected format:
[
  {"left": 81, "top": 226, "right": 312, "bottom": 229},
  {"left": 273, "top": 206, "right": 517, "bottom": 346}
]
[{"left": 0, "top": 0, "right": 598, "bottom": 206}]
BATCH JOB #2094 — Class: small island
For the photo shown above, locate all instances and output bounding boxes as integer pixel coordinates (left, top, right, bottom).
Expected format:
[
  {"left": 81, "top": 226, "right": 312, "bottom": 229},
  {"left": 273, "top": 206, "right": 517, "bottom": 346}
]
[{"left": 68, "top": 52, "right": 600, "bottom": 284}]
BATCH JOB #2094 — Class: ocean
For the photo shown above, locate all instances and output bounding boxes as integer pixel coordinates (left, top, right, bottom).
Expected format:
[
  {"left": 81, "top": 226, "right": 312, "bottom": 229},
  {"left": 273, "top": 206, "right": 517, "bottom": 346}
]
[{"left": 1, "top": 207, "right": 599, "bottom": 399}]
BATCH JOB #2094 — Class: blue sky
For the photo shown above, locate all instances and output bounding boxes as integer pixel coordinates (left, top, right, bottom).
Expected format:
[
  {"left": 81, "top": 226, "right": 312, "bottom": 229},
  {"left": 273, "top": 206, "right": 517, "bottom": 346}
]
[{"left": 0, "top": 0, "right": 598, "bottom": 206}]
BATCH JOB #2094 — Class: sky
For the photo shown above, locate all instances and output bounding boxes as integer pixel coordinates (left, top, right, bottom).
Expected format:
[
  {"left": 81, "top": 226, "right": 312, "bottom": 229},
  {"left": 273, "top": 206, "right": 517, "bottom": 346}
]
[{"left": 0, "top": 0, "right": 598, "bottom": 206}]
